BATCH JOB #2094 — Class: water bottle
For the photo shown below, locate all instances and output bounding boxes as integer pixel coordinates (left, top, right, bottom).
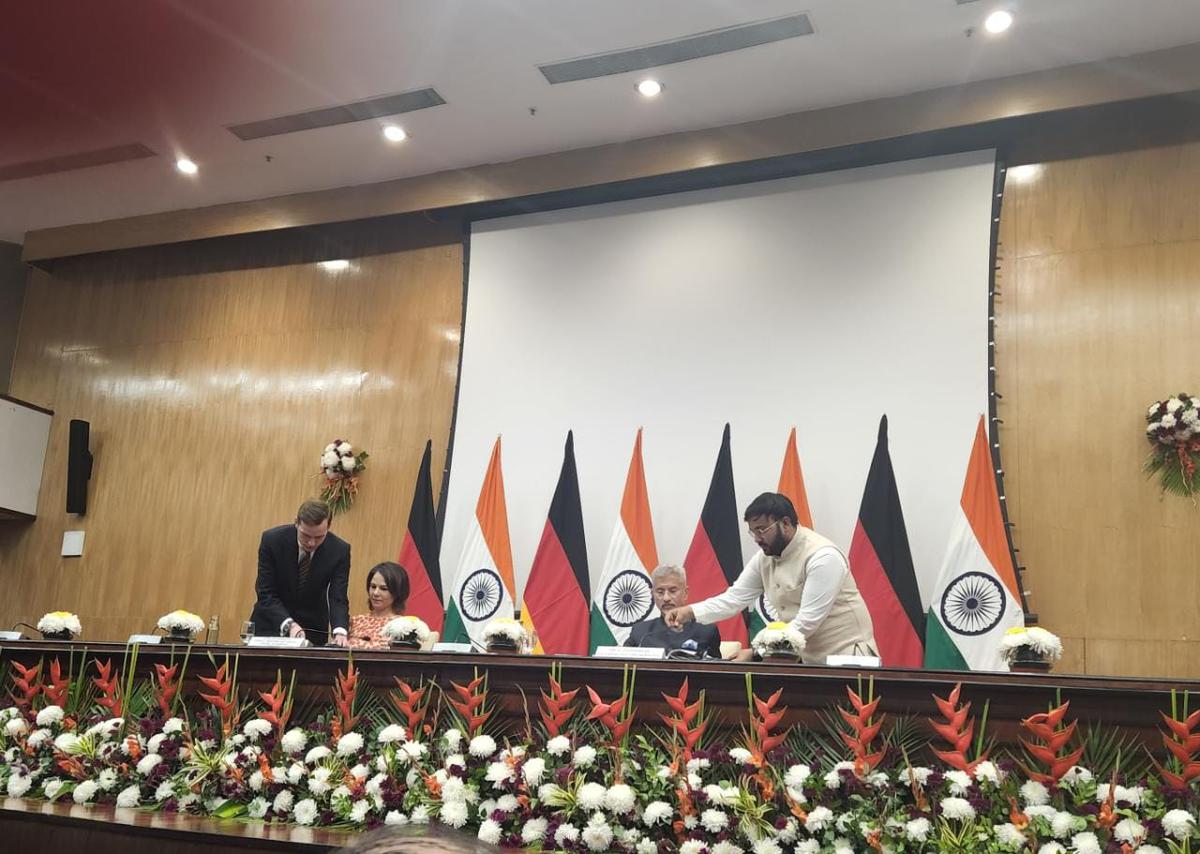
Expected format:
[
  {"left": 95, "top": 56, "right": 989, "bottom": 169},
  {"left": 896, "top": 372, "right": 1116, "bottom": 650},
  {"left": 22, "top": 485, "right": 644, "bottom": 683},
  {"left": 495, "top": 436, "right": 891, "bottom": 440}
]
[{"left": 207, "top": 614, "right": 220, "bottom": 645}]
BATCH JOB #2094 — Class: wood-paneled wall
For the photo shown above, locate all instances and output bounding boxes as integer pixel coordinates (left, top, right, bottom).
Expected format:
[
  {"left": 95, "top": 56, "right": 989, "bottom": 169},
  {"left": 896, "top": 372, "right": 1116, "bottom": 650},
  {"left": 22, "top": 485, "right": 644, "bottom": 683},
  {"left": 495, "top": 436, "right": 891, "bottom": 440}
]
[
  {"left": 0, "top": 216, "right": 463, "bottom": 641},
  {"left": 996, "top": 143, "right": 1200, "bottom": 678}
]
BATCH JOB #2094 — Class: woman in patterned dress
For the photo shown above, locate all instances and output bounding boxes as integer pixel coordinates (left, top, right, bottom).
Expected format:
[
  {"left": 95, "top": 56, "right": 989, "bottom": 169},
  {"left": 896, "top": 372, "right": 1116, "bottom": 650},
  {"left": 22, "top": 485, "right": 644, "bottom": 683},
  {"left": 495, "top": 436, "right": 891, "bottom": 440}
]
[{"left": 348, "top": 561, "right": 411, "bottom": 649}]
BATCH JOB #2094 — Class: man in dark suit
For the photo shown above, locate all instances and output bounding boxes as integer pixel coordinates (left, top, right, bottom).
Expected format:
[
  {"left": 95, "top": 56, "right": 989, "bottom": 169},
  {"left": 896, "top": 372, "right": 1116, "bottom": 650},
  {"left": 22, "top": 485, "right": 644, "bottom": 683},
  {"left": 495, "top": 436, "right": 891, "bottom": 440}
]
[
  {"left": 625, "top": 564, "right": 721, "bottom": 658},
  {"left": 250, "top": 499, "right": 350, "bottom": 647}
]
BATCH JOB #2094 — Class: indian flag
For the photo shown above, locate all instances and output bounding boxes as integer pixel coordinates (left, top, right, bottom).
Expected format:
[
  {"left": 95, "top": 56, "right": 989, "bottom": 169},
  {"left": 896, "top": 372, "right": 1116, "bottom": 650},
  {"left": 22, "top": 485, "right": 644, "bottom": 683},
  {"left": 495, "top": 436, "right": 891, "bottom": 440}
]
[
  {"left": 443, "top": 437, "right": 517, "bottom": 647},
  {"left": 590, "top": 429, "right": 660, "bottom": 650},
  {"left": 749, "top": 428, "right": 814, "bottom": 637},
  {"left": 924, "top": 416, "right": 1025, "bottom": 671}
]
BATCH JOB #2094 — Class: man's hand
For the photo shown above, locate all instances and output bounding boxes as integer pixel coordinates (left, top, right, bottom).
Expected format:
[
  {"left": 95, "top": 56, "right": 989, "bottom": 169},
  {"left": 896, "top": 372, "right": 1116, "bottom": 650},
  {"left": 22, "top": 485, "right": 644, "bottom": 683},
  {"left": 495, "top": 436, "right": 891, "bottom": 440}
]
[
  {"left": 288, "top": 622, "right": 306, "bottom": 640},
  {"left": 330, "top": 632, "right": 348, "bottom": 648},
  {"left": 663, "top": 605, "right": 695, "bottom": 629}
]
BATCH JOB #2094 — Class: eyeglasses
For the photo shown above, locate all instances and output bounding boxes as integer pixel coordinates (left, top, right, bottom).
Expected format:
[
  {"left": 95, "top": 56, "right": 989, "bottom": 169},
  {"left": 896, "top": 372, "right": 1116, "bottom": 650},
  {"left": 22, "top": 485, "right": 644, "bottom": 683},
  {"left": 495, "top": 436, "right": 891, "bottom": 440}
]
[{"left": 747, "top": 519, "right": 781, "bottom": 540}]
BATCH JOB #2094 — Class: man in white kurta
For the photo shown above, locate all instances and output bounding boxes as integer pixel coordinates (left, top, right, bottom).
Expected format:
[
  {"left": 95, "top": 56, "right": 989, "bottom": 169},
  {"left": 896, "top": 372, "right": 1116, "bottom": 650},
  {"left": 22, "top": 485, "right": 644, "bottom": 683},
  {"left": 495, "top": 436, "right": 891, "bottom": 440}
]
[{"left": 665, "top": 492, "right": 877, "bottom": 664}]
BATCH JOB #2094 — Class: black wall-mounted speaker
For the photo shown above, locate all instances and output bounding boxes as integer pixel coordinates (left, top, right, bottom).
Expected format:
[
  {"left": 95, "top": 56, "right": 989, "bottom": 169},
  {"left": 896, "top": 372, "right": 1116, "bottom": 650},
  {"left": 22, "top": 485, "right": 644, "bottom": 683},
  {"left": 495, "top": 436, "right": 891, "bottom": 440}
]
[{"left": 66, "top": 419, "right": 93, "bottom": 515}]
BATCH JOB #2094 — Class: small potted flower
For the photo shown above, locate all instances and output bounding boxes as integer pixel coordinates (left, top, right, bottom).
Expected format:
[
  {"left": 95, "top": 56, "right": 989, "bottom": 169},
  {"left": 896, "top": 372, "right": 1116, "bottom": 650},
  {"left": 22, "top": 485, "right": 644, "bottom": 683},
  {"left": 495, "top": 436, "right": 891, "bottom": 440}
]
[
  {"left": 37, "top": 611, "right": 82, "bottom": 641},
  {"left": 380, "top": 615, "right": 431, "bottom": 651},
  {"left": 157, "top": 609, "right": 206, "bottom": 643},
  {"left": 481, "top": 617, "right": 530, "bottom": 655},
  {"left": 999, "top": 626, "right": 1063, "bottom": 673},
  {"left": 751, "top": 620, "right": 807, "bottom": 662}
]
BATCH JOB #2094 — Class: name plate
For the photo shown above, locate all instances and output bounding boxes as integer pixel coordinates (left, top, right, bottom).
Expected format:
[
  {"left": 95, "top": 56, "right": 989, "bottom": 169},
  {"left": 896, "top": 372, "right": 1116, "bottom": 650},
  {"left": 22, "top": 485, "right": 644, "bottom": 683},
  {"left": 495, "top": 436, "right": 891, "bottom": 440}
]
[
  {"left": 431, "top": 642, "right": 474, "bottom": 654},
  {"left": 127, "top": 634, "right": 162, "bottom": 645},
  {"left": 0, "top": 630, "right": 26, "bottom": 641},
  {"left": 595, "top": 645, "right": 665, "bottom": 660},
  {"left": 826, "top": 654, "right": 882, "bottom": 668},
  {"left": 246, "top": 636, "right": 310, "bottom": 649}
]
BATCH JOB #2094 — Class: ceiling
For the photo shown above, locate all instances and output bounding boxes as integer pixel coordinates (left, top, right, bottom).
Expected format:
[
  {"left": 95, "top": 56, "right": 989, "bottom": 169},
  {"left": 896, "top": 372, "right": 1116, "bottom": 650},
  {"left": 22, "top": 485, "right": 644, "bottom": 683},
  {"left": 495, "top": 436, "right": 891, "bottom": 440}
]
[{"left": 3, "top": 0, "right": 1200, "bottom": 244}]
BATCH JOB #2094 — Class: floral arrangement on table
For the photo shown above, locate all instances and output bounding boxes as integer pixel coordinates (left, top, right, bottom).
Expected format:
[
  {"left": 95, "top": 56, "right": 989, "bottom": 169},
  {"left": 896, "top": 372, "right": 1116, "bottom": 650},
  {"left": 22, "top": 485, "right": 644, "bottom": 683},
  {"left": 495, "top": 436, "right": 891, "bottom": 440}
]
[
  {"left": 2, "top": 655, "right": 1200, "bottom": 853},
  {"left": 999, "top": 626, "right": 1064, "bottom": 669},
  {"left": 481, "top": 617, "right": 530, "bottom": 654},
  {"left": 155, "top": 610, "right": 206, "bottom": 641},
  {"left": 318, "top": 439, "right": 369, "bottom": 515},
  {"left": 380, "top": 616, "right": 431, "bottom": 649},
  {"left": 1144, "top": 393, "right": 1200, "bottom": 497},
  {"left": 35, "top": 611, "right": 81, "bottom": 640},
  {"left": 750, "top": 620, "right": 807, "bottom": 660}
]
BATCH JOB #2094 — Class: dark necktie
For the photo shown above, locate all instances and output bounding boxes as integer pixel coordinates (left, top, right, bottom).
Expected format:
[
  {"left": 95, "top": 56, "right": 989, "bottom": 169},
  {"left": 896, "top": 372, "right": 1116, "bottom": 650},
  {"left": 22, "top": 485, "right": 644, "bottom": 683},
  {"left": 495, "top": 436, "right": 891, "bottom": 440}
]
[{"left": 298, "top": 550, "right": 312, "bottom": 591}]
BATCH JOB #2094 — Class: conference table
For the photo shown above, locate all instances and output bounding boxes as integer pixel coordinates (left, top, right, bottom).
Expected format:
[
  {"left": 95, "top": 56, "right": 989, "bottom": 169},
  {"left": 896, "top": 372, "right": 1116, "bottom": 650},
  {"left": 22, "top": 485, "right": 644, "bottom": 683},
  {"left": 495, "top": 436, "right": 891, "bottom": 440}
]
[{"left": 1, "top": 640, "right": 1194, "bottom": 852}]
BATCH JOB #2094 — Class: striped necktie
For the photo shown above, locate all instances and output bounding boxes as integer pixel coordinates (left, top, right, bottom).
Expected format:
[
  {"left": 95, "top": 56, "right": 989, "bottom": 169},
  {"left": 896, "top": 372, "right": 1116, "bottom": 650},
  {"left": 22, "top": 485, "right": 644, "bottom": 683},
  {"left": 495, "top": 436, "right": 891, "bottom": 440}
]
[{"left": 298, "top": 549, "right": 312, "bottom": 591}]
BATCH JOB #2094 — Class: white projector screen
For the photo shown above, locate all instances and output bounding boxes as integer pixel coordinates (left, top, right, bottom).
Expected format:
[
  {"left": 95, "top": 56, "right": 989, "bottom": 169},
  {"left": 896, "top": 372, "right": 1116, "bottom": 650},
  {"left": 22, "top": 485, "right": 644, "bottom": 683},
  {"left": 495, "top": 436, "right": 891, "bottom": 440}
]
[{"left": 443, "top": 149, "right": 996, "bottom": 609}]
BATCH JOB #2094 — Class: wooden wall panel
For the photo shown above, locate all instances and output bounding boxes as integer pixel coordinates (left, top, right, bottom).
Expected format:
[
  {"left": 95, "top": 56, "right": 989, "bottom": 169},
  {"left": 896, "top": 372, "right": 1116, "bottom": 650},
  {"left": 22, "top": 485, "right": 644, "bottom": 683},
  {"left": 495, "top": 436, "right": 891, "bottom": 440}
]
[
  {"left": 996, "top": 143, "right": 1200, "bottom": 678},
  {"left": 0, "top": 217, "right": 463, "bottom": 641}
]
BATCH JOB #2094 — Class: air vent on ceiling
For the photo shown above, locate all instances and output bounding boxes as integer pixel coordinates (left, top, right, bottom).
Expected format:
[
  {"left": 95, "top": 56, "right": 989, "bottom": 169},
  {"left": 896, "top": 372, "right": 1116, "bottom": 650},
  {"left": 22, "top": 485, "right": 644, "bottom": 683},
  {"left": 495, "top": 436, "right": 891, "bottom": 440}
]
[
  {"left": 539, "top": 13, "right": 815, "bottom": 84},
  {"left": 227, "top": 88, "right": 446, "bottom": 141},
  {"left": 0, "top": 143, "right": 156, "bottom": 183}
]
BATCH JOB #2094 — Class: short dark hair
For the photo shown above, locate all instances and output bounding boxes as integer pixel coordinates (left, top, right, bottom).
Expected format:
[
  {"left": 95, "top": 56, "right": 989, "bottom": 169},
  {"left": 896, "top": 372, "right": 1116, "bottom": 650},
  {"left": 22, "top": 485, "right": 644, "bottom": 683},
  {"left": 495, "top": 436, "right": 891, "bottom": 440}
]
[
  {"left": 366, "top": 562, "right": 410, "bottom": 614},
  {"left": 743, "top": 492, "right": 798, "bottom": 525},
  {"left": 296, "top": 499, "right": 332, "bottom": 527}
]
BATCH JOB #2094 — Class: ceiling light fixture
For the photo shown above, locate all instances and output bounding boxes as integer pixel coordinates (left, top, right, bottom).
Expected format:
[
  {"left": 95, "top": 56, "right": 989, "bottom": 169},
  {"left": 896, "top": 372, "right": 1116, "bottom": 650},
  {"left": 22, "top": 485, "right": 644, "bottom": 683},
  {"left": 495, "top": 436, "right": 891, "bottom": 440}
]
[
  {"left": 636, "top": 79, "right": 663, "bottom": 98},
  {"left": 1008, "top": 164, "right": 1042, "bottom": 182},
  {"left": 175, "top": 157, "right": 198, "bottom": 175},
  {"left": 984, "top": 9, "right": 1013, "bottom": 34},
  {"left": 382, "top": 124, "right": 407, "bottom": 142},
  {"left": 320, "top": 259, "right": 350, "bottom": 272}
]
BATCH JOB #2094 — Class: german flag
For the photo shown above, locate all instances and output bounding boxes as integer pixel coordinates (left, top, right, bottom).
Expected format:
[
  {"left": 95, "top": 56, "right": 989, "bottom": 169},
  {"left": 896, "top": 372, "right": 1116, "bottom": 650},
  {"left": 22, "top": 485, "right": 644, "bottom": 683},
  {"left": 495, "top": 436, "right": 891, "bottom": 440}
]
[
  {"left": 522, "top": 432, "right": 591, "bottom": 655},
  {"left": 397, "top": 440, "right": 443, "bottom": 631},
  {"left": 848, "top": 415, "right": 924, "bottom": 667},
  {"left": 683, "top": 424, "right": 748, "bottom": 644}
]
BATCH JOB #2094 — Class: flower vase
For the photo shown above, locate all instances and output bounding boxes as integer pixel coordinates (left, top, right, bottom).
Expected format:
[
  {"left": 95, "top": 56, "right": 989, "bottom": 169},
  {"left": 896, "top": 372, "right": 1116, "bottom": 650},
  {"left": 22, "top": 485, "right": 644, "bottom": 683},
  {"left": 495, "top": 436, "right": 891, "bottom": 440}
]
[
  {"left": 486, "top": 638, "right": 519, "bottom": 655},
  {"left": 40, "top": 630, "right": 73, "bottom": 642},
  {"left": 1009, "top": 646, "right": 1052, "bottom": 674},
  {"left": 168, "top": 628, "right": 195, "bottom": 644},
  {"left": 762, "top": 647, "right": 801, "bottom": 663},
  {"left": 389, "top": 638, "right": 422, "bottom": 651}
]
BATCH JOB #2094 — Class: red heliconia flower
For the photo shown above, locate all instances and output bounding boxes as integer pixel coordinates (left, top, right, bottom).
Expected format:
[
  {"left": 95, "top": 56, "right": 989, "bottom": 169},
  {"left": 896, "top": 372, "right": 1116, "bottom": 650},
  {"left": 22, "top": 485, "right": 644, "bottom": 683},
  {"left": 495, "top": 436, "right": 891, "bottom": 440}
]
[
  {"left": 44, "top": 659, "right": 71, "bottom": 709},
  {"left": 257, "top": 675, "right": 292, "bottom": 741},
  {"left": 538, "top": 674, "right": 579, "bottom": 737},
  {"left": 1154, "top": 707, "right": 1200, "bottom": 790},
  {"left": 928, "top": 683, "right": 989, "bottom": 774},
  {"left": 153, "top": 663, "right": 179, "bottom": 718},
  {"left": 332, "top": 665, "right": 360, "bottom": 734},
  {"left": 390, "top": 678, "right": 432, "bottom": 733},
  {"left": 8, "top": 661, "right": 42, "bottom": 711},
  {"left": 660, "top": 679, "right": 707, "bottom": 760},
  {"left": 447, "top": 674, "right": 491, "bottom": 735},
  {"left": 92, "top": 659, "right": 124, "bottom": 718},
  {"left": 1018, "top": 701, "right": 1084, "bottom": 784},
  {"left": 586, "top": 685, "right": 633, "bottom": 745},
  {"left": 750, "top": 687, "right": 791, "bottom": 763},
  {"left": 838, "top": 685, "right": 885, "bottom": 776},
  {"left": 198, "top": 661, "right": 237, "bottom": 737}
]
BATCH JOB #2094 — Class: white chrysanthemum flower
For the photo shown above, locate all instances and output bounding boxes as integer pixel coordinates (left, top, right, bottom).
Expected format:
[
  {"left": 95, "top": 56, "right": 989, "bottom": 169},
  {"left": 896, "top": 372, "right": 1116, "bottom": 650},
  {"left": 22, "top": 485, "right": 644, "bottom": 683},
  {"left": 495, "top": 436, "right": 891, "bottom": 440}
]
[
  {"left": 686, "top": 757, "right": 710, "bottom": 773},
  {"left": 35, "top": 705, "right": 64, "bottom": 727},
  {"left": 603, "top": 783, "right": 636, "bottom": 814},
  {"left": 441, "top": 800, "right": 469, "bottom": 828},
  {"left": 712, "top": 842, "right": 743, "bottom": 854},
  {"left": 521, "top": 817, "right": 548, "bottom": 843},
  {"left": 112, "top": 783, "right": 141, "bottom": 808},
  {"left": 42, "top": 778, "right": 66, "bottom": 800},
  {"left": 1051, "top": 811, "right": 1080, "bottom": 838},
  {"left": 945, "top": 769, "right": 973, "bottom": 794},
  {"left": 410, "top": 805, "right": 430, "bottom": 824},
  {"left": 154, "top": 780, "right": 175, "bottom": 802},
  {"left": 1136, "top": 847, "right": 1165, "bottom": 854},
  {"left": 146, "top": 733, "right": 167, "bottom": 755},
  {"left": 242, "top": 718, "right": 272, "bottom": 740},
  {"left": 305, "top": 745, "right": 331, "bottom": 764},
  {"left": 555, "top": 824, "right": 580, "bottom": 845},
  {"left": 1025, "top": 805, "right": 1057, "bottom": 820},
  {"left": 680, "top": 841, "right": 706, "bottom": 854},
  {"left": 794, "top": 843, "right": 820, "bottom": 854},
  {"left": 441, "top": 728, "right": 463, "bottom": 748},
  {"left": 905, "top": 817, "right": 931, "bottom": 842},
  {"left": 729, "top": 747, "right": 753, "bottom": 764},
  {"left": 832, "top": 840, "right": 854, "bottom": 854},
  {"left": 348, "top": 763, "right": 369, "bottom": 780},
  {"left": 496, "top": 794, "right": 518, "bottom": 813},
  {"left": 477, "top": 819, "right": 502, "bottom": 845},
  {"left": 899, "top": 766, "right": 932, "bottom": 786},
  {"left": 1162, "top": 809, "right": 1196, "bottom": 840},
  {"left": 468, "top": 734, "right": 496, "bottom": 758},
  {"left": 308, "top": 766, "right": 332, "bottom": 796},
  {"left": 286, "top": 762, "right": 305, "bottom": 785},
  {"left": 1037, "top": 843, "right": 1066, "bottom": 854},
  {"left": 643, "top": 800, "right": 673, "bottom": 825},
  {"left": 784, "top": 763, "right": 812, "bottom": 788},
  {"left": 377, "top": 724, "right": 406, "bottom": 744},
  {"left": 974, "top": 760, "right": 1001, "bottom": 784},
  {"left": 336, "top": 732, "right": 364, "bottom": 757},
  {"left": 293, "top": 798, "right": 318, "bottom": 826},
  {"left": 546, "top": 734, "right": 571, "bottom": 755},
  {"left": 578, "top": 781, "right": 607, "bottom": 810},
  {"left": 1070, "top": 831, "right": 1101, "bottom": 854},
  {"left": 638, "top": 839, "right": 661, "bottom": 854},
  {"left": 701, "top": 808, "right": 729, "bottom": 833},
  {"left": 52, "top": 732, "right": 80, "bottom": 753},
  {"left": 941, "top": 797, "right": 976, "bottom": 820},
  {"left": 280, "top": 728, "right": 307, "bottom": 754},
  {"left": 1112, "top": 818, "right": 1144, "bottom": 845},
  {"left": 993, "top": 822, "right": 1026, "bottom": 849},
  {"left": 518, "top": 756, "right": 545, "bottom": 786},
  {"left": 484, "top": 760, "right": 514, "bottom": 786},
  {"left": 6, "top": 773, "right": 32, "bottom": 798},
  {"left": 246, "top": 770, "right": 265, "bottom": 792},
  {"left": 383, "top": 809, "right": 407, "bottom": 825},
  {"left": 71, "top": 779, "right": 99, "bottom": 804},
  {"left": 753, "top": 841, "right": 782, "bottom": 854},
  {"left": 805, "top": 806, "right": 833, "bottom": 832},
  {"left": 246, "top": 796, "right": 269, "bottom": 819},
  {"left": 582, "top": 814, "right": 614, "bottom": 851},
  {"left": 1020, "top": 779, "right": 1050, "bottom": 806},
  {"left": 162, "top": 717, "right": 183, "bottom": 734},
  {"left": 136, "top": 753, "right": 162, "bottom": 775},
  {"left": 26, "top": 728, "right": 52, "bottom": 749},
  {"left": 96, "top": 768, "right": 118, "bottom": 791},
  {"left": 269, "top": 789, "right": 293, "bottom": 815},
  {"left": 349, "top": 799, "right": 371, "bottom": 824},
  {"left": 573, "top": 745, "right": 597, "bottom": 767}
]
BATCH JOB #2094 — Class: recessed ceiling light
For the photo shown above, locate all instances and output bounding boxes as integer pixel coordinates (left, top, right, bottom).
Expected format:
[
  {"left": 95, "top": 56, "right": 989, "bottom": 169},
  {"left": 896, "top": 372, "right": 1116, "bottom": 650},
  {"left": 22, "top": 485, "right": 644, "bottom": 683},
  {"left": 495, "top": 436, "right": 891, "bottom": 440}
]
[
  {"left": 636, "top": 79, "right": 663, "bottom": 98},
  {"left": 382, "top": 125, "right": 407, "bottom": 142},
  {"left": 1008, "top": 164, "right": 1042, "bottom": 182},
  {"left": 175, "top": 157, "right": 198, "bottom": 175},
  {"left": 320, "top": 259, "right": 350, "bottom": 272},
  {"left": 984, "top": 10, "right": 1013, "bottom": 34}
]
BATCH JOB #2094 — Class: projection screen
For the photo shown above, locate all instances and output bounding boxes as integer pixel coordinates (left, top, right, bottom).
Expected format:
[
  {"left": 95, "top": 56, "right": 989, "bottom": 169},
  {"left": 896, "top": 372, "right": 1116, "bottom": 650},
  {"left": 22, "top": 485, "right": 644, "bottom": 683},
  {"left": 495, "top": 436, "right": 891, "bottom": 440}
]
[{"left": 442, "top": 149, "right": 997, "bottom": 612}]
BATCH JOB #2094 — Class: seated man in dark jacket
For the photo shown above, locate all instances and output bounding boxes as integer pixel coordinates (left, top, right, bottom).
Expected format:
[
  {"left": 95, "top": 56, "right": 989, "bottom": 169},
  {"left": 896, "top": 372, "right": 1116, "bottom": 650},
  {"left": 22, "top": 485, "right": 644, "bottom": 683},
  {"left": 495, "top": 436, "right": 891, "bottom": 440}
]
[{"left": 625, "top": 564, "right": 721, "bottom": 658}]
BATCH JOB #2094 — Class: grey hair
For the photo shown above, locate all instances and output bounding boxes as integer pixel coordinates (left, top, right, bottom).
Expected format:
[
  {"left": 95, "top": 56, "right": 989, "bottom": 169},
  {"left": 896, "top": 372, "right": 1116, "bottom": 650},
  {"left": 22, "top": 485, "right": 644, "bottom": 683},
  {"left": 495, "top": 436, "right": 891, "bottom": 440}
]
[{"left": 650, "top": 564, "right": 687, "bottom": 585}]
